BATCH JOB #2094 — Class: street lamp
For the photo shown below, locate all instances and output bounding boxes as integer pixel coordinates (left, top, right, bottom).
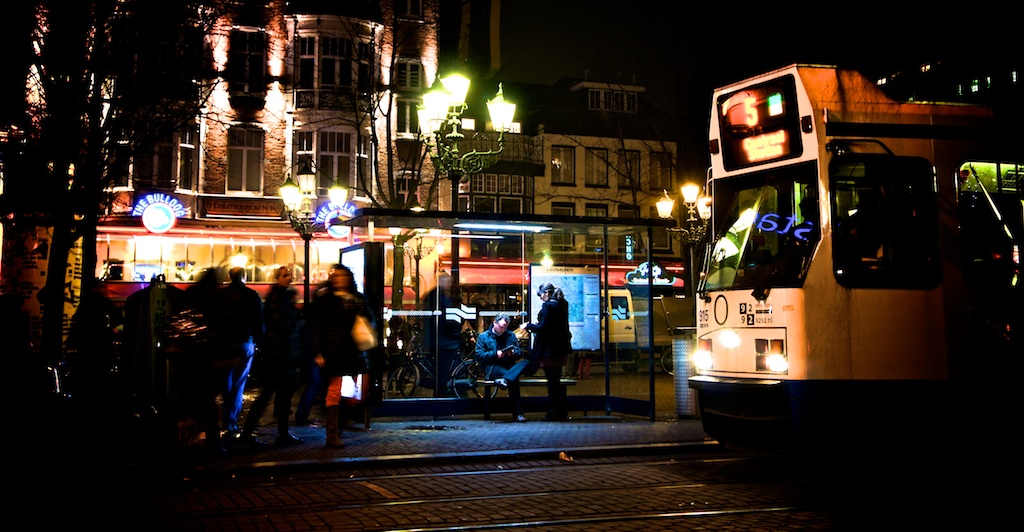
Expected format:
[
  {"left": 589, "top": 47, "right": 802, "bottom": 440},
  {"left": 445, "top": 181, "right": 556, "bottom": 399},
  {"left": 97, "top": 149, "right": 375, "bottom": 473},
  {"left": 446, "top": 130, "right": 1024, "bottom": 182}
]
[
  {"left": 657, "top": 183, "right": 712, "bottom": 295},
  {"left": 419, "top": 73, "right": 516, "bottom": 287},
  {"left": 280, "top": 160, "right": 346, "bottom": 309}
]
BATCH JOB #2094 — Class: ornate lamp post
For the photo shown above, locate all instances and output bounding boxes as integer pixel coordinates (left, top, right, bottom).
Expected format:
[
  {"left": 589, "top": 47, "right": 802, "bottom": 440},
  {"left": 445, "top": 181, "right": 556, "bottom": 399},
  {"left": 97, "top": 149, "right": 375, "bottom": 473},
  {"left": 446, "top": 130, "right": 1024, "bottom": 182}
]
[
  {"left": 418, "top": 73, "right": 516, "bottom": 287},
  {"left": 280, "top": 161, "right": 346, "bottom": 309},
  {"left": 657, "top": 183, "right": 712, "bottom": 294}
]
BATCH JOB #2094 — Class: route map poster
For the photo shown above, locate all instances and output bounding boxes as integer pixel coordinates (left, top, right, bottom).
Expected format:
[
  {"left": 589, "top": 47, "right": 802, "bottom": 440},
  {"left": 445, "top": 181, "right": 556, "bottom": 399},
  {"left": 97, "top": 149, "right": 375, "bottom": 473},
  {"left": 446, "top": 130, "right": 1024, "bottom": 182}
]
[{"left": 528, "top": 264, "right": 601, "bottom": 351}]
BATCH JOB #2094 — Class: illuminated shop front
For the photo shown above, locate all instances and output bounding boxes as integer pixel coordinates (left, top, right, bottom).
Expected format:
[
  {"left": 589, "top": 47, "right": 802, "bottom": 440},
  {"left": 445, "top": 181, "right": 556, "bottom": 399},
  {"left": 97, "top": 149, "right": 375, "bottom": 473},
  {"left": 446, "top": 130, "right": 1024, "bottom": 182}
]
[
  {"left": 96, "top": 194, "right": 693, "bottom": 420},
  {"left": 95, "top": 191, "right": 377, "bottom": 303}
]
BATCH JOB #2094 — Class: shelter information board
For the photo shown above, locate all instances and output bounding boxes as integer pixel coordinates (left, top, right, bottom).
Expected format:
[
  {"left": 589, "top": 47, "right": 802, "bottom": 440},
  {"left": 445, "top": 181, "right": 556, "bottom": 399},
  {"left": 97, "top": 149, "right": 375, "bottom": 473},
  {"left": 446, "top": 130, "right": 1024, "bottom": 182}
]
[{"left": 528, "top": 264, "right": 601, "bottom": 351}]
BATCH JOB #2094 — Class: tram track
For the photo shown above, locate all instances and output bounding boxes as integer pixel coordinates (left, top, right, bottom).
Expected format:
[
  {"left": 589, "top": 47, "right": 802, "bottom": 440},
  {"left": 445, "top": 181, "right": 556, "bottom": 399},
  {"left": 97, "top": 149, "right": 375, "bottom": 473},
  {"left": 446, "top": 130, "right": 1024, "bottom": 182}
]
[{"left": 132, "top": 450, "right": 854, "bottom": 531}]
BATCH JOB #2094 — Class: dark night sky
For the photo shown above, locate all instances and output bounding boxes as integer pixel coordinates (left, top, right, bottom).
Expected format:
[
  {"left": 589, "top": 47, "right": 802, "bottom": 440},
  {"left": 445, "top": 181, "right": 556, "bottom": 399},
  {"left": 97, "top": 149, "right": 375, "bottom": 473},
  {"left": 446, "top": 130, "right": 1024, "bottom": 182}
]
[
  {"left": 489, "top": 0, "right": 1017, "bottom": 176},
  {"left": 495, "top": 1, "right": 1011, "bottom": 88}
]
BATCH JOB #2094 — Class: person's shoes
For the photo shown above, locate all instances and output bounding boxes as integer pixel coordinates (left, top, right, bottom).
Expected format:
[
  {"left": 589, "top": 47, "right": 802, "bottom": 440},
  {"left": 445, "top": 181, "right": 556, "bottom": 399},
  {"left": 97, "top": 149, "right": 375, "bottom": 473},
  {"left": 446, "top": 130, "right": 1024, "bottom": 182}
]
[
  {"left": 515, "top": 414, "right": 527, "bottom": 422},
  {"left": 494, "top": 378, "right": 509, "bottom": 389},
  {"left": 234, "top": 431, "right": 267, "bottom": 446},
  {"left": 276, "top": 433, "right": 304, "bottom": 446}
]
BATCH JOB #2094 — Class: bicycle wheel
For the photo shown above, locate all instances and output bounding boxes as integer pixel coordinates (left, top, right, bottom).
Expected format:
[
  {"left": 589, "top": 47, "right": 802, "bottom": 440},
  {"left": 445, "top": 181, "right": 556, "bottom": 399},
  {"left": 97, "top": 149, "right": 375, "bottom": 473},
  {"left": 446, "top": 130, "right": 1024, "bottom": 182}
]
[
  {"left": 660, "top": 349, "right": 675, "bottom": 375},
  {"left": 449, "top": 360, "right": 476, "bottom": 398},
  {"left": 390, "top": 363, "right": 420, "bottom": 397}
]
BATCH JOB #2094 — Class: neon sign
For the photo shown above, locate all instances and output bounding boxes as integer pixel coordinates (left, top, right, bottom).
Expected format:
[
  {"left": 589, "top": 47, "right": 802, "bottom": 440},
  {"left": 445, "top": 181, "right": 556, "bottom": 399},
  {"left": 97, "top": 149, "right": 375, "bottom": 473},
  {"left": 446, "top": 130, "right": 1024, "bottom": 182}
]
[
  {"left": 625, "top": 261, "right": 677, "bottom": 286},
  {"left": 315, "top": 201, "right": 357, "bottom": 239},
  {"left": 132, "top": 193, "right": 187, "bottom": 233}
]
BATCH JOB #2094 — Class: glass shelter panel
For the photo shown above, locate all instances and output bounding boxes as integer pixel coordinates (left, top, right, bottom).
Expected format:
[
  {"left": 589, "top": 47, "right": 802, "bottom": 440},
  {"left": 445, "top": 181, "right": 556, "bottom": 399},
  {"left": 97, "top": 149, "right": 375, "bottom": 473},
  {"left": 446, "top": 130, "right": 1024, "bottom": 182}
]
[{"left": 339, "top": 209, "right": 679, "bottom": 420}]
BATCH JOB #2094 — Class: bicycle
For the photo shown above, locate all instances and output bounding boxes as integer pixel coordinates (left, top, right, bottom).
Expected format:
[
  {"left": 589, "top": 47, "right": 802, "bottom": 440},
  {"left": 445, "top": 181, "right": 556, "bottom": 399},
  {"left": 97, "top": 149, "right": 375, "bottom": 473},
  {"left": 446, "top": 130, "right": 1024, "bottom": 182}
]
[{"left": 385, "top": 327, "right": 464, "bottom": 398}]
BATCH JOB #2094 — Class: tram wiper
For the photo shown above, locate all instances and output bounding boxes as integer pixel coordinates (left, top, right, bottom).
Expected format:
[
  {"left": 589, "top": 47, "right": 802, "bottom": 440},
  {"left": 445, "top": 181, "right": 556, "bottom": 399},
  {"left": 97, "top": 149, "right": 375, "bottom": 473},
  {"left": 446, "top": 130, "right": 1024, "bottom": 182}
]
[{"left": 750, "top": 243, "right": 811, "bottom": 302}]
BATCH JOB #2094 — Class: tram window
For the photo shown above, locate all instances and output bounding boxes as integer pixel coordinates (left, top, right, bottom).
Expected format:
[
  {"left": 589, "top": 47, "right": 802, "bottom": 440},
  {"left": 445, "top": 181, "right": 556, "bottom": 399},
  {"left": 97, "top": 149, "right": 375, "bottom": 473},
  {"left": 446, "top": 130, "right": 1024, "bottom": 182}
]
[
  {"left": 830, "top": 155, "right": 941, "bottom": 289},
  {"left": 958, "top": 161, "right": 1022, "bottom": 290}
]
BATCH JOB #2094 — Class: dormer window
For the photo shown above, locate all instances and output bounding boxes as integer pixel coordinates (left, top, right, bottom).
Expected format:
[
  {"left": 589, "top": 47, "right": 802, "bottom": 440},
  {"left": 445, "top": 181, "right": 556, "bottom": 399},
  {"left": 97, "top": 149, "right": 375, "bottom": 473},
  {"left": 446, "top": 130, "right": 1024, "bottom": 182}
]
[{"left": 586, "top": 88, "right": 638, "bottom": 113}]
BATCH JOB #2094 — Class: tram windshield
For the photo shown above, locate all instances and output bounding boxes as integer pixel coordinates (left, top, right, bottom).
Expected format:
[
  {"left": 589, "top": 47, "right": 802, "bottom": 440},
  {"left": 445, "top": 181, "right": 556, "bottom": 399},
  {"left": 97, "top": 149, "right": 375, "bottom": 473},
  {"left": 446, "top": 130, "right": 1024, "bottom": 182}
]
[{"left": 703, "top": 162, "right": 819, "bottom": 294}]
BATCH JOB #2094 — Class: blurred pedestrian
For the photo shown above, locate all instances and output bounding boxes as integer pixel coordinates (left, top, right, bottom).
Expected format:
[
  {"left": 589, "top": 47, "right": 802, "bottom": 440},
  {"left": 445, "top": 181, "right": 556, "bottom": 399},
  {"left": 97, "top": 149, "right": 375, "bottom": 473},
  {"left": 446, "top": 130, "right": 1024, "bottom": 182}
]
[
  {"left": 238, "top": 266, "right": 305, "bottom": 446},
  {"left": 475, "top": 313, "right": 530, "bottom": 422},
  {"left": 215, "top": 266, "right": 263, "bottom": 437},
  {"left": 312, "top": 264, "right": 373, "bottom": 448},
  {"left": 520, "top": 283, "right": 573, "bottom": 421},
  {"left": 422, "top": 272, "right": 462, "bottom": 394},
  {"left": 294, "top": 277, "right": 329, "bottom": 426},
  {"left": 178, "top": 268, "right": 227, "bottom": 454}
]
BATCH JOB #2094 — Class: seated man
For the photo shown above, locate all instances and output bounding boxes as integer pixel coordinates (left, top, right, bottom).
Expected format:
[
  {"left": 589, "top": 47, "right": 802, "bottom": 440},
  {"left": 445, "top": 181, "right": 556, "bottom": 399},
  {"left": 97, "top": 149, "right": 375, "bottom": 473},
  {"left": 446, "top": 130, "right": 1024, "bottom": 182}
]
[{"left": 474, "top": 313, "right": 530, "bottom": 422}]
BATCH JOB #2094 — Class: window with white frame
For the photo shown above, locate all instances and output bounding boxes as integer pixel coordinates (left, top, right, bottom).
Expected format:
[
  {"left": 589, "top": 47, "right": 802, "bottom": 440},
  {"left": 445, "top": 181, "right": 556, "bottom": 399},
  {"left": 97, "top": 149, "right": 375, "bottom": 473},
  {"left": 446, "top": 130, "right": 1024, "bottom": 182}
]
[
  {"left": 551, "top": 146, "right": 575, "bottom": 185},
  {"left": 394, "top": 59, "right": 423, "bottom": 90},
  {"left": 228, "top": 29, "right": 266, "bottom": 94},
  {"left": 321, "top": 36, "right": 353, "bottom": 90},
  {"left": 227, "top": 126, "right": 264, "bottom": 193},
  {"left": 318, "top": 130, "right": 353, "bottom": 191},
  {"left": 178, "top": 124, "right": 199, "bottom": 191},
  {"left": 585, "top": 148, "right": 609, "bottom": 186},
  {"left": 394, "top": 0, "right": 423, "bottom": 19},
  {"left": 650, "top": 151, "right": 673, "bottom": 190},
  {"left": 551, "top": 203, "right": 575, "bottom": 250},
  {"left": 133, "top": 138, "right": 175, "bottom": 189},
  {"left": 511, "top": 175, "right": 525, "bottom": 195},
  {"left": 499, "top": 197, "right": 523, "bottom": 214},
  {"left": 617, "top": 149, "right": 640, "bottom": 189},
  {"left": 585, "top": 204, "right": 608, "bottom": 252},
  {"left": 396, "top": 98, "right": 420, "bottom": 136},
  {"left": 473, "top": 196, "right": 496, "bottom": 213},
  {"left": 648, "top": 205, "right": 671, "bottom": 251},
  {"left": 297, "top": 37, "right": 315, "bottom": 90}
]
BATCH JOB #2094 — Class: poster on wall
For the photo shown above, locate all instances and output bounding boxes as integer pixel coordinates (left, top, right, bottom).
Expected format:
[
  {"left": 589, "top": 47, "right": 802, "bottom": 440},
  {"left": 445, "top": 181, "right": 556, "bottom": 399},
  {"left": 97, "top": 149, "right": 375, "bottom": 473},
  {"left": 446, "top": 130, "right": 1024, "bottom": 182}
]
[{"left": 527, "top": 264, "right": 601, "bottom": 351}]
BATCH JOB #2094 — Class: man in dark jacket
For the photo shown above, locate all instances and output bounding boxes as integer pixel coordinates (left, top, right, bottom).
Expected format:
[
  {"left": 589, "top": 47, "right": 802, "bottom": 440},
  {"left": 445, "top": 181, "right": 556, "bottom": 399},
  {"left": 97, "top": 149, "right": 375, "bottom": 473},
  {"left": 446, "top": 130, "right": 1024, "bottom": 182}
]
[
  {"left": 238, "top": 266, "right": 304, "bottom": 446},
  {"left": 475, "top": 313, "right": 530, "bottom": 422},
  {"left": 215, "top": 266, "right": 264, "bottom": 436}
]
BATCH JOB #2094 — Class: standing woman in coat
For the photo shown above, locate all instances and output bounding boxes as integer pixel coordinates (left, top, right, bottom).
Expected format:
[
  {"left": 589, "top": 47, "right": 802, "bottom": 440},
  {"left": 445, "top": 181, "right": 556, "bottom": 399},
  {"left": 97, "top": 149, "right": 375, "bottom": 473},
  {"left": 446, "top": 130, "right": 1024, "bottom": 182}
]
[
  {"left": 520, "top": 283, "right": 573, "bottom": 421},
  {"left": 312, "top": 264, "right": 373, "bottom": 448}
]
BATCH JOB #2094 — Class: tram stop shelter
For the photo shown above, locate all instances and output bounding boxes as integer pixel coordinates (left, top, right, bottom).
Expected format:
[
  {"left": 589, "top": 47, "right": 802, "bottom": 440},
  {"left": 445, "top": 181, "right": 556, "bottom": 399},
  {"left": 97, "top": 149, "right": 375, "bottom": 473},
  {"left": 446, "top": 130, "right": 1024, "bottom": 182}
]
[{"left": 335, "top": 207, "right": 695, "bottom": 421}]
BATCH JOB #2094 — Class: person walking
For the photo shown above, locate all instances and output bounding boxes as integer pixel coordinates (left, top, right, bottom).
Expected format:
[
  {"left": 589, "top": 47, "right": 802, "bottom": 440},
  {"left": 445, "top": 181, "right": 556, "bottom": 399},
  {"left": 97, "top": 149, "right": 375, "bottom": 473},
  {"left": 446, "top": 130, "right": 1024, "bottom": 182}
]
[
  {"left": 294, "top": 277, "right": 329, "bottom": 426},
  {"left": 422, "top": 272, "right": 462, "bottom": 395},
  {"left": 312, "top": 264, "right": 374, "bottom": 448},
  {"left": 178, "top": 268, "right": 228, "bottom": 454},
  {"left": 237, "top": 267, "right": 305, "bottom": 446},
  {"left": 475, "top": 313, "right": 530, "bottom": 422},
  {"left": 215, "top": 266, "right": 264, "bottom": 437},
  {"left": 520, "top": 283, "right": 573, "bottom": 421}
]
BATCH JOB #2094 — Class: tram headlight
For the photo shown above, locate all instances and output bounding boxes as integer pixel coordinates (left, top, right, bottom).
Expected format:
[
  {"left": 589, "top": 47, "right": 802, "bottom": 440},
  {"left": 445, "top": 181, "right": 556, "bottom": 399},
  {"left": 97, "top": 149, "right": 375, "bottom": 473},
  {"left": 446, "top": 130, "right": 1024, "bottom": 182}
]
[
  {"left": 755, "top": 338, "right": 787, "bottom": 373},
  {"left": 718, "top": 330, "right": 741, "bottom": 349},
  {"left": 693, "top": 338, "right": 713, "bottom": 371}
]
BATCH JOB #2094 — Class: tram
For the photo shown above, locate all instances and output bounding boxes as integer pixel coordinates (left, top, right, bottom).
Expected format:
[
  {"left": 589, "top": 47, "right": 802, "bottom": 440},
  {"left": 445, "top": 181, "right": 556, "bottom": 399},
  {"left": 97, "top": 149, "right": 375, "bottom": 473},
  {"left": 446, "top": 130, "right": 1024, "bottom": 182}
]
[{"left": 688, "top": 64, "right": 1021, "bottom": 449}]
